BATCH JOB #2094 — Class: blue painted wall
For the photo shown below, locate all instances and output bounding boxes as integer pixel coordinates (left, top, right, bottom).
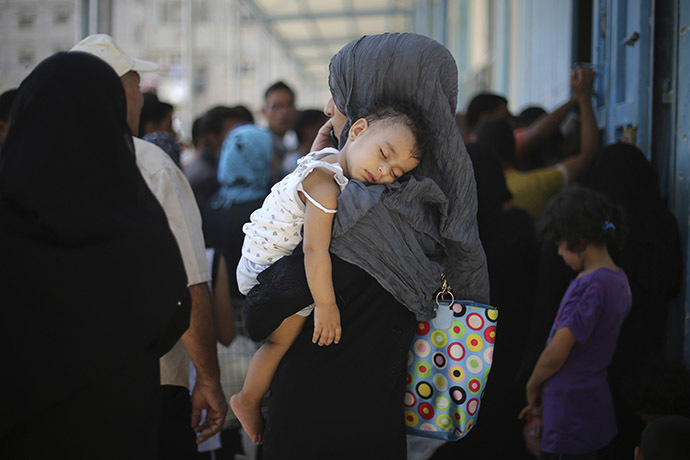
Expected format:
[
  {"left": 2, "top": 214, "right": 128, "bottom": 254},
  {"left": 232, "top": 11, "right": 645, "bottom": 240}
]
[{"left": 674, "top": 0, "right": 690, "bottom": 360}]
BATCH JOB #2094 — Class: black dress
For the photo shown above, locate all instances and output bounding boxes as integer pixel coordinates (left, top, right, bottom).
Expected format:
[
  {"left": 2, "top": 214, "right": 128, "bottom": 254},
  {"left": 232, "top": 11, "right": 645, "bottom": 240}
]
[
  {"left": 243, "top": 252, "right": 417, "bottom": 460},
  {"left": 0, "top": 52, "right": 189, "bottom": 459},
  {"left": 433, "top": 143, "right": 539, "bottom": 459}
]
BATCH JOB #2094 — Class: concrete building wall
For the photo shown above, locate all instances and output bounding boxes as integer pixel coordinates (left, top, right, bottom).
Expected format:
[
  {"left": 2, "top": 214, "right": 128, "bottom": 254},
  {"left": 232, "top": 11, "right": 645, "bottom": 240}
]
[{"left": 0, "top": 0, "right": 322, "bottom": 139}]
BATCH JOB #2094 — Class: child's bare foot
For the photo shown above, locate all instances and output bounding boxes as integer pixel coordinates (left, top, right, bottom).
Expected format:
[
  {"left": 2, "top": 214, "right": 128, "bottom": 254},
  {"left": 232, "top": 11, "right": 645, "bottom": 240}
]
[{"left": 230, "top": 392, "right": 264, "bottom": 444}]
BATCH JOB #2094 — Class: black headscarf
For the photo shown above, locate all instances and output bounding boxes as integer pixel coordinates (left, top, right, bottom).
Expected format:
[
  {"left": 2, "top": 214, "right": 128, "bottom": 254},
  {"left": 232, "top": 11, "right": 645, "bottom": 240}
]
[
  {"left": 0, "top": 52, "right": 189, "bottom": 431},
  {"left": 465, "top": 142, "right": 513, "bottom": 234},
  {"left": 328, "top": 33, "right": 489, "bottom": 318},
  {"left": 585, "top": 142, "right": 682, "bottom": 362}
]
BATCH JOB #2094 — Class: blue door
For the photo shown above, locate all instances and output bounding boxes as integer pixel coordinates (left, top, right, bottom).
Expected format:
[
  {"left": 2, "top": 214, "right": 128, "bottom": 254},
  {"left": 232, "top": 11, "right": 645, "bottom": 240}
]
[{"left": 592, "top": 0, "right": 654, "bottom": 157}]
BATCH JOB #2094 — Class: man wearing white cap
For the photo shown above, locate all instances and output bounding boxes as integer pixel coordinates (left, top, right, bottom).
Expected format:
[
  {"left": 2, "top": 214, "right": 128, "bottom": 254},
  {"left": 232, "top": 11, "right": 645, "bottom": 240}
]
[{"left": 71, "top": 34, "right": 226, "bottom": 457}]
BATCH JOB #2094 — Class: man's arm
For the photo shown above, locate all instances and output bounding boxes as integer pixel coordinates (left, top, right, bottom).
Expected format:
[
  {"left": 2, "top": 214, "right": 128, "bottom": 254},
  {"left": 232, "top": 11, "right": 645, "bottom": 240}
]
[
  {"left": 134, "top": 141, "right": 227, "bottom": 443},
  {"left": 518, "top": 97, "right": 578, "bottom": 156},
  {"left": 559, "top": 67, "right": 599, "bottom": 181},
  {"left": 184, "top": 282, "right": 228, "bottom": 443},
  {"left": 212, "top": 254, "right": 236, "bottom": 347}
]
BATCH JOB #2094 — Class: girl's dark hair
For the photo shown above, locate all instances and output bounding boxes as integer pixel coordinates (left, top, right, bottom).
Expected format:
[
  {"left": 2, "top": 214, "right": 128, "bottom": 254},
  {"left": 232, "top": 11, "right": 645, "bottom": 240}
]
[{"left": 539, "top": 185, "right": 628, "bottom": 254}]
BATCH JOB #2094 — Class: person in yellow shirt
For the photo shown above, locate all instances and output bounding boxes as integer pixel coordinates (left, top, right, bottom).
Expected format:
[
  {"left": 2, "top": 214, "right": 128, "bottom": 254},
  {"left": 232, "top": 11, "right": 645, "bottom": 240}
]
[{"left": 475, "top": 67, "right": 599, "bottom": 220}]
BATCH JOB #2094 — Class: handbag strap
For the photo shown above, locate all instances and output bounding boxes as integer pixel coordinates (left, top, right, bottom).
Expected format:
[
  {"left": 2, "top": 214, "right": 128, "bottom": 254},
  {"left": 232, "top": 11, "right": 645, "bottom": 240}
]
[{"left": 435, "top": 273, "right": 455, "bottom": 307}]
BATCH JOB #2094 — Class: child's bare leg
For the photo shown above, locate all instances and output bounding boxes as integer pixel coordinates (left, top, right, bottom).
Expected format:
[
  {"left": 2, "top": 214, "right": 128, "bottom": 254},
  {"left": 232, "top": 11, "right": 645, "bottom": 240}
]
[{"left": 230, "top": 314, "right": 306, "bottom": 444}]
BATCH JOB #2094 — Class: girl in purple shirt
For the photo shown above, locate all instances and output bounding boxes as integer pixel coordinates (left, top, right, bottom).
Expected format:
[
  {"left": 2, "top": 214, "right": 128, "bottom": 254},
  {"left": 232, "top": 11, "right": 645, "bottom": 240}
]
[{"left": 520, "top": 186, "right": 632, "bottom": 459}]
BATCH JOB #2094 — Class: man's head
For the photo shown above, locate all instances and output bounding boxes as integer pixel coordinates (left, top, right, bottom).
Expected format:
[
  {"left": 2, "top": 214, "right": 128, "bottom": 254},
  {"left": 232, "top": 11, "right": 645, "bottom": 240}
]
[
  {"left": 0, "top": 88, "right": 18, "bottom": 145},
  {"left": 262, "top": 81, "right": 296, "bottom": 137},
  {"left": 70, "top": 34, "right": 157, "bottom": 135},
  {"left": 139, "top": 92, "right": 175, "bottom": 138},
  {"left": 339, "top": 104, "right": 429, "bottom": 185},
  {"left": 466, "top": 93, "right": 510, "bottom": 132},
  {"left": 201, "top": 105, "right": 254, "bottom": 159}
]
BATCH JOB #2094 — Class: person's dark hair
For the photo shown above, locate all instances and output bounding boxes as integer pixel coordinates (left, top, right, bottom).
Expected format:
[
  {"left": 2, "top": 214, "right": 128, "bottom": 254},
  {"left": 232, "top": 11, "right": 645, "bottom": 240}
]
[
  {"left": 138, "top": 92, "right": 173, "bottom": 137},
  {"left": 293, "top": 109, "right": 328, "bottom": 145},
  {"left": 539, "top": 185, "right": 628, "bottom": 254},
  {"left": 201, "top": 106, "right": 236, "bottom": 136},
  {"left": 191, "top": 116, "right": 204, "bottom": 148},
  {"left": 517, "top": 106, "right": 546, "bottom": 128},
  {"left": 361, "top": 102, "right": 430, "bottom": 162},
  {"left": 231, "top": 105, "right": 255, "bottom": 124},
  {"left": 639, "top": 415, "right": 690, "bottom": 460},
  {"left": 264, "top": 81, "right": 295, "bottom": 102},
  {"left": 466, "top": 93, "right": 508, "bottom": 129},
  {"left": 474, "top": 117, "right": 516, "bottom": 165},
  {"left": 0, "top": 89, "right": 18, "bottom": 122}
]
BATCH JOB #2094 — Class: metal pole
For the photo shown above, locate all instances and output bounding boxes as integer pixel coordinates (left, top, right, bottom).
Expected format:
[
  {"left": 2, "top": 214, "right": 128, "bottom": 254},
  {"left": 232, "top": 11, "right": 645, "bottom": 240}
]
[{"left": 89, "top": 0, "right": 98, "bottom": 34}]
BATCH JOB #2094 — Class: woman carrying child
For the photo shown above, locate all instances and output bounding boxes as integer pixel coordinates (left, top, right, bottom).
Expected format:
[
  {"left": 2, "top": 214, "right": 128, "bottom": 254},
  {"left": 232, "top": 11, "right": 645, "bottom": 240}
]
[
  {"left": 241, "top": 33, "right": 489, "bottom": 459},
  {"left": 520, "top": 186, "right": 632, "bottom": 459},
  {"left": 231, "top": 105, "right": 428, "bottom": 444}
]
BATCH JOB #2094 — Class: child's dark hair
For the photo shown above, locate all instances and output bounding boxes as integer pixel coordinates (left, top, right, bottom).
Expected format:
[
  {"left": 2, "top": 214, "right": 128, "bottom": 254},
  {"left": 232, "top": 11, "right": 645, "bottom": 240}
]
[
  {"left": 361, "top": 102, "right": 430, "bottom": 162},
  {"left": 539, "top": 185, "right": 628, "bottom": 254}
]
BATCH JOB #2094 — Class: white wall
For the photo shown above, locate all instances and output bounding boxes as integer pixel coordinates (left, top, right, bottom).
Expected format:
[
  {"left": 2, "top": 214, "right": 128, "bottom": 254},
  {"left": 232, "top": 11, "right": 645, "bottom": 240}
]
[{"left": 509, "top": 0, "right": 573, "bottom": 113}]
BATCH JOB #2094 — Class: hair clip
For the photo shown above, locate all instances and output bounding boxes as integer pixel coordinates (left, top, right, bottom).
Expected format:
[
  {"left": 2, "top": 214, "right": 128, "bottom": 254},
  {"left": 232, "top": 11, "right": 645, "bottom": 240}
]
[{"left": 602, "top": 220, "right": 616, "bottom": 232}]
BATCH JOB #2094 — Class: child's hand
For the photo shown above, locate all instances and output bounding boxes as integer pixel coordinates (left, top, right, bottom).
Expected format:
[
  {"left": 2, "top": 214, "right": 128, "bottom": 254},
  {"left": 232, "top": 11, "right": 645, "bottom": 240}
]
[
  {"left": 312, "top": 303, "right": 341, "bottom": 346},
  {"left": 518, "top": 382, "right": 543, "bottom": 420}
]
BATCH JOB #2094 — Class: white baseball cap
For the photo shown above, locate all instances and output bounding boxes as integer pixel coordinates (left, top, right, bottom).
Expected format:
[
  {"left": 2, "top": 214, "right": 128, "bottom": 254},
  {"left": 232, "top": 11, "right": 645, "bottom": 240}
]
[{"left": 70, "top": 34, "right": 158, "bottom": 77}]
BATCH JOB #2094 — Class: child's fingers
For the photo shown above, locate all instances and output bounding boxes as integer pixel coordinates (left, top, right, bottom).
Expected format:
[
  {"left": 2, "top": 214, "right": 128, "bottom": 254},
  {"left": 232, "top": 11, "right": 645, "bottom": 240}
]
[
  {"left": 518, "top": 405, "right": 535, "bottom": 420},
  {"left": 319, "top": 328, "right": 332, "bottom": 346},
  {"left": 312, "top": 325, "right": 322, "bottom": 344},
  {"left": 318, "top": 327, "right": 336, "bottom": 346},
  {"left": 334, "top": 326, "right": 342, "bottom": 344},
  {"left": 518, "top": 406, "right": 529, "bottom": 420}
]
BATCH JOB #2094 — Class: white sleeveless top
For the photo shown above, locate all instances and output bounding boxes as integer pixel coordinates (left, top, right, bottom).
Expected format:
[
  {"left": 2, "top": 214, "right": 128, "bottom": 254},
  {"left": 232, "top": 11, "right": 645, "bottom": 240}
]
[{"left": 240, "top": 148, "right": 348, "bottom": 267}]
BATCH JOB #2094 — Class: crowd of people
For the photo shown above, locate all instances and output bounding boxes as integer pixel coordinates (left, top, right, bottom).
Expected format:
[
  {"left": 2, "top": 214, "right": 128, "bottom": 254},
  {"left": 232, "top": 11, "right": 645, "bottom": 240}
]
[{"left": 0, "top": 31, "right": 689, "bottom": 460}]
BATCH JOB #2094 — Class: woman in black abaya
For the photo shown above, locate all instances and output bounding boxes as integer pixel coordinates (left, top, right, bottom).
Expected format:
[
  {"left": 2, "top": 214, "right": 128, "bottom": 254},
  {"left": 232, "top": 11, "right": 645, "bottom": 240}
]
[
  {"left": 432, "top": 143, "right": 538, "bottom": 460},
  {"left": 242, "top": 33, "right": 489, "bottom": 459},
  {"left": 0, "top": 52, "right": 189, "bottom": 458}
]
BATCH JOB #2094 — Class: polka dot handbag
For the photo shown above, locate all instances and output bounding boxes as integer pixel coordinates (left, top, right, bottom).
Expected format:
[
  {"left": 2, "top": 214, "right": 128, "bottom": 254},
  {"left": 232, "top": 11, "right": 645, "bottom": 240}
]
[{"left": 405, "top": 287, "right": 498, "bottom": 441}]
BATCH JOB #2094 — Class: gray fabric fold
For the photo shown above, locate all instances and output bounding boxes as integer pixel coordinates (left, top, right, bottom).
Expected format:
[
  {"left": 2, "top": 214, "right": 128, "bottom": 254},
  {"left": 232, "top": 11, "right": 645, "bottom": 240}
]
[{"left": 329, "top": 33, "right": 489, "bottom": 319}]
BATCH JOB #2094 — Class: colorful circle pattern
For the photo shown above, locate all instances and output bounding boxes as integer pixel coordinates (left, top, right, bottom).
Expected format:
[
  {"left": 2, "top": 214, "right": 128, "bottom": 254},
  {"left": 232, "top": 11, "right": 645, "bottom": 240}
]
[
  {"left": 433, "top": 352, "right": 447, "bottom": 369},
  {"left": 415, "top": 360, "right": 432, "bottom": 378},
  {"left": 414, "top": 339, "right": 432, "bottom": 357},
  {"left": 431, "top": 330, "right": 448, "bottom": 348},
  {"left": 416, "top": 381, "right": 434, "bottom": 399},
  {"left": 466, "top": 334, "right": 483, "bottom": 352},
  {"left": 449, "top": 321, "right": 466, "bottom": 339},
  {"left": 406, "top": 301, "right": 496, "bottom": 441},
  {"left": 449, "top": 365, "right": 465, "bottom": 383},
  {"left": 484, "top": 326, "right": 497, "bottom": 344}
]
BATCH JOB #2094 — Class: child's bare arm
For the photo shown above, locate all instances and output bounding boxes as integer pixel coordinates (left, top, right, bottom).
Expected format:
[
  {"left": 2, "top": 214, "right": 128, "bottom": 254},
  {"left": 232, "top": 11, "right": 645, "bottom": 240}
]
[
  {"left": 519, "top": 326, "right": 576, "bottom": 419},
  {"left": 300, "top": 168, "right": 342, "bottom": 346}
]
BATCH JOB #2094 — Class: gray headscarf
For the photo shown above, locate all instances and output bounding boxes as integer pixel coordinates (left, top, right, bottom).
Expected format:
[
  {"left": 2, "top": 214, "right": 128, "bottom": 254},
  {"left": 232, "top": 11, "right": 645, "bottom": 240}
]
[{"left": 329, "top": 33, "right": 489, "bottom": 320}]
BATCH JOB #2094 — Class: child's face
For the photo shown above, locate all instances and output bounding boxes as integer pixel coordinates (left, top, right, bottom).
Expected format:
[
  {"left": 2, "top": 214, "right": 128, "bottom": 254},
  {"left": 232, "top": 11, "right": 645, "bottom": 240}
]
[
  {"left": 557, "top": 240, "right": 584, "bottom": 271},
  {"left": 339, "top": 118, "right": 419, "bottom": 184}
]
